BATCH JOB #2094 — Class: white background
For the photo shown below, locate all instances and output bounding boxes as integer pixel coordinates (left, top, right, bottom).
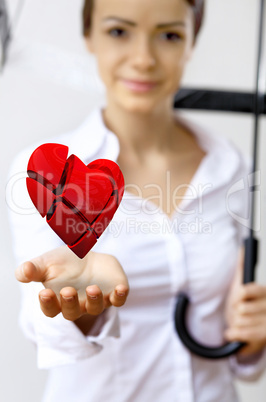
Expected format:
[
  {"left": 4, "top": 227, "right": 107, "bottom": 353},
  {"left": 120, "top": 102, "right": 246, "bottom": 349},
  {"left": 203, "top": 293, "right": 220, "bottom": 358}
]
[{"left": 1, "top": 0, "right": 266, "bottom": 401}]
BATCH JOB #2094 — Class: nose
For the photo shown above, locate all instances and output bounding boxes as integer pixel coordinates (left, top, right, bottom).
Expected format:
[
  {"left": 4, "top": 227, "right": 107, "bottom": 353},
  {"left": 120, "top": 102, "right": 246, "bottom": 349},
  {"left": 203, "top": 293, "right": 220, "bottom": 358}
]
[{"left": 131, "top": 36, "right": 156, "bottom": 70}]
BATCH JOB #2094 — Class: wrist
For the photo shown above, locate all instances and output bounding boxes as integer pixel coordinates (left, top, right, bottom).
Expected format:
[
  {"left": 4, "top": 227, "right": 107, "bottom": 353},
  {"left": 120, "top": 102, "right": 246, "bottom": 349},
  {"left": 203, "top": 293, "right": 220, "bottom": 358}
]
[{"left": 236, "top": 344, "right": 265, "bottom": 364}]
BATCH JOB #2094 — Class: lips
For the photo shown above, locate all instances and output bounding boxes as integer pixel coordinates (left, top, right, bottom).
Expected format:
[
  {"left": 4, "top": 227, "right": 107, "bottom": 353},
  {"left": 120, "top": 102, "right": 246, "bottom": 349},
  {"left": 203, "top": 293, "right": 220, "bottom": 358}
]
[{"left": 121, "top": 79, "right": 158, "bottom": 92}]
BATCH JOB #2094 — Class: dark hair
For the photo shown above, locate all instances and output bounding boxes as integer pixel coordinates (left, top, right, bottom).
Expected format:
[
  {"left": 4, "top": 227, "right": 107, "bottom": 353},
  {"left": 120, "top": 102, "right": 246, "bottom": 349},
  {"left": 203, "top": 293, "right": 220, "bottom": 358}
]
[{"left": 82, "top": 0, "right": 204, "bottom": 38}]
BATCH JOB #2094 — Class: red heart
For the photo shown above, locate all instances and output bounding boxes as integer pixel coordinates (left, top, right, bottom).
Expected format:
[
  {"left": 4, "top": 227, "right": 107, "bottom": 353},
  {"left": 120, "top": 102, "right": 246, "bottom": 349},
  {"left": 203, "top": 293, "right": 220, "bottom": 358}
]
[{"left": 26, "top": 143, "right": 124, "bottom": 258}]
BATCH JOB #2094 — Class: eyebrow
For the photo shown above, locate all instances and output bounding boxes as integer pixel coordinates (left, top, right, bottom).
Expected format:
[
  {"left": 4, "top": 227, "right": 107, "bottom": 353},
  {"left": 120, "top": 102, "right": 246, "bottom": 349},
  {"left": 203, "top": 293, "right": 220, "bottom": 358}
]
[{"left": 102, "top": 17, "right": 186, "bottom": 29}]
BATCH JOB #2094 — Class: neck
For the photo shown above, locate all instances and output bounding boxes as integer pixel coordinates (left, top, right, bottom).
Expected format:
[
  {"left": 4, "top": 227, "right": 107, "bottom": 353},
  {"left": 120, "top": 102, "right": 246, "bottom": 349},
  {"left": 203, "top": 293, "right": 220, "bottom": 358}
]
[{"left": 101, "top": 96, "right": 176, "bottom": 157}]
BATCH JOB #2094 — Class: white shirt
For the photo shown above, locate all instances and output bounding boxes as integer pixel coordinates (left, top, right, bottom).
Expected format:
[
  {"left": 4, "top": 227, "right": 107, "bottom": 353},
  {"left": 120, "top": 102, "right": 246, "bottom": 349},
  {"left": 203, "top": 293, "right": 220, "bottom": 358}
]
[{"left": 7, "top": 107, "right": 266, "bottom": 402}]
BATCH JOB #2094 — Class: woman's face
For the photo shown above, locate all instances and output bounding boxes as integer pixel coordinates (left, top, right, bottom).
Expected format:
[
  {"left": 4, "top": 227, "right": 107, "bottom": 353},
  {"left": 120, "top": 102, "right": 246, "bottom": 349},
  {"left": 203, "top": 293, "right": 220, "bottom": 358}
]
[{"left": 86, "top": 0, "right": 194, "bottom": 114}]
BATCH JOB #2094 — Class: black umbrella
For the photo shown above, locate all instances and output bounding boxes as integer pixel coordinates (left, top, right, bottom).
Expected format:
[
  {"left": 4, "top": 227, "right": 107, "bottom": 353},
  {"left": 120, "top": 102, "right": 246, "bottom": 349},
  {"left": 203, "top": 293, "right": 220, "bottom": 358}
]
[{"left": 174, "top": 0, "right": 266, "bottom": 359}]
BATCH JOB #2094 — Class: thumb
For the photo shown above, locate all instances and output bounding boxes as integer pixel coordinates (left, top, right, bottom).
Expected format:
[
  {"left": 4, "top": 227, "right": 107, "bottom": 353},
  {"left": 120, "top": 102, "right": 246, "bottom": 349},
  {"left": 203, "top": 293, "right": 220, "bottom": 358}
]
[{"left": 15, "top": 260, "right": 47, "bottom": 283}]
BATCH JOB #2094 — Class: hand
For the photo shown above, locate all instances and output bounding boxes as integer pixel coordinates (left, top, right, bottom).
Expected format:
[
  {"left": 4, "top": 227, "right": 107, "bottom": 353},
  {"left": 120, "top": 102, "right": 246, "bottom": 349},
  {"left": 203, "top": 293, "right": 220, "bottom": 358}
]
[
  {"left": 224, "top": 248, "right": 266, "bottom": 356},
  {"left": 15, "top": 246, "right": 129, "bottom": 321},
  {"left": 224, "top": 282, "right": 266, "bottom": 356}
]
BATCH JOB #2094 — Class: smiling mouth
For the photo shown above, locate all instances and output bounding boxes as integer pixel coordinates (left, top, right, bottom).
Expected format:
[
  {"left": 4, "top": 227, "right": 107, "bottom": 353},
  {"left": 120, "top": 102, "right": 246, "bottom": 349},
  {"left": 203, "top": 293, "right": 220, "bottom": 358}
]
[{"left": 121, "top": 79, "right": 159, "bottom": 93}]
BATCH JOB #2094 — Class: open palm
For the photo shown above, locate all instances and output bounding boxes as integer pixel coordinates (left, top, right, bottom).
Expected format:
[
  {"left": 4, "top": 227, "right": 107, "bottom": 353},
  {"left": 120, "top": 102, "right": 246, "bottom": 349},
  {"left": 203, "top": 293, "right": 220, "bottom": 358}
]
[{"left": 15, "top": 246, "right": 129, "bottom": 320}]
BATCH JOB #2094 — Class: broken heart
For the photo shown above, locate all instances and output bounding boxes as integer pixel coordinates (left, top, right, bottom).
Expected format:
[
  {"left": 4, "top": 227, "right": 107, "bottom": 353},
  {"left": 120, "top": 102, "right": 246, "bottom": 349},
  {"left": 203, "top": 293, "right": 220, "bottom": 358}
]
[{"left": 26, "top": 143, "right": 124, "bottom": 258}]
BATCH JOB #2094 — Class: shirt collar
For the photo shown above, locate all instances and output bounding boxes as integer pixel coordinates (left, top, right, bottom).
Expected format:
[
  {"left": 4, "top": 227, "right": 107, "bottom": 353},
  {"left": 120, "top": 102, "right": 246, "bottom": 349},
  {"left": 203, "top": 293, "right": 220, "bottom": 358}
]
[
  {"left": 61, "top": 107, "right": 109, "bottom": 163},
  {"left": 172, "top": 114, "right": 248, "bottom": 211}
]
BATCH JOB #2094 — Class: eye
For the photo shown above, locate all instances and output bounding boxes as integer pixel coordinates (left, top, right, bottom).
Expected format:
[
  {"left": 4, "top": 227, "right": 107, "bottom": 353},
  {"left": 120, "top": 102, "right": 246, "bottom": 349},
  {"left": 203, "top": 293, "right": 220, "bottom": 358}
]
[
  {"left": 161, "top": 32, "right": 182, "bottom": 42},
  {"left": 107, "top": 28, "right": 127, "bottom": 38}
]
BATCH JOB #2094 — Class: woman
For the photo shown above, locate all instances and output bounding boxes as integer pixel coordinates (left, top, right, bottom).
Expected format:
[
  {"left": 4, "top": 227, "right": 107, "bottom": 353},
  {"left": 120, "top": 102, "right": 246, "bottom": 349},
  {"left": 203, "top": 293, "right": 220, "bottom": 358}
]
[{"left": 9, "top": 0, "right": 266, "bottom": 401}]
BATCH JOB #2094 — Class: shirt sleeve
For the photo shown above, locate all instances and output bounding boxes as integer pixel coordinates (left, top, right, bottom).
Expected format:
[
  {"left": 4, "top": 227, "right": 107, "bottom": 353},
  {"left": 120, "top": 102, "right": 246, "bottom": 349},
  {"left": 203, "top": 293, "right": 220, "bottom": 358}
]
[
  {"left": 226, "top": 148, "right": 266, "bottom": 380},
  {"left": 229, "top": 348, "right": 266, "bottom": 381},
  {"left": 7, "top": 149, "right": 120, "bottom": 369}
]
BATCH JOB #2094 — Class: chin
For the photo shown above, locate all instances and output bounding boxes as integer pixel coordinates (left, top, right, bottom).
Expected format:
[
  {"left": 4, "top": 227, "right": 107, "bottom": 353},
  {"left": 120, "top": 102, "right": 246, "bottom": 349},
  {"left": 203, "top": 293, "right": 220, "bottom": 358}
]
[{"left": 118, "top": 96, "right": 163, "bottom": 115}]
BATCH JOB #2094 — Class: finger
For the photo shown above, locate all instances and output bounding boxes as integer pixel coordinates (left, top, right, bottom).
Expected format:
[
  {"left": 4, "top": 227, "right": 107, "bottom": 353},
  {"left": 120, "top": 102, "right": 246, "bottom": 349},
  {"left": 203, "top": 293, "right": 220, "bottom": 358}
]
[
  {"left": 39, "top": 288, "right": 61, "bottom": 317},
  {"left": 237, "top": 283, "right": 266, "bottom": 302},
  {"left": 109, "top": 284, "right": 129, "bottom": 307},
  {"left": 60, "top": 287, "right": 82, "bottom": 321},
  {"left": 237, "top": 299, "right": 266, "bottom": 316},
  {"left": 233, "top": 313, "right": 265, "bottom": 328},
  {"left": 15, "top": 260, "right": 47, "bottom": 283},
  {"left": 224, "top": 325, "right": 266, "bottom": 344},
  {"left": 85, "top": 285, "right": 104, "bottom": 315}
]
